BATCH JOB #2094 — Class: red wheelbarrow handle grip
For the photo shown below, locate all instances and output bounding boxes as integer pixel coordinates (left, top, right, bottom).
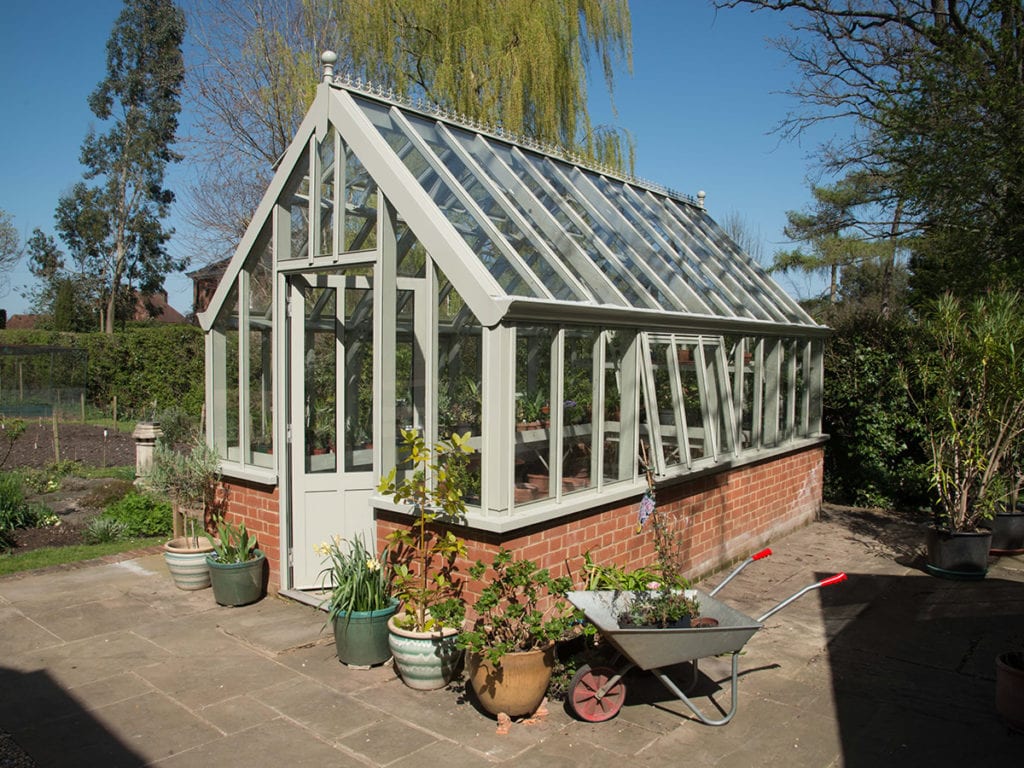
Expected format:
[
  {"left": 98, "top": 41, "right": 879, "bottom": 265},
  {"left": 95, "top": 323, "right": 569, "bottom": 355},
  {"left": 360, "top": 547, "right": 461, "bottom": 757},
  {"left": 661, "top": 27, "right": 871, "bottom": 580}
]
[
  {"left": 819, "top": 573, "right": 847, "bottom": 587},
  {"left": 752, "top": 548, "right": 772, "bottom": 561}
]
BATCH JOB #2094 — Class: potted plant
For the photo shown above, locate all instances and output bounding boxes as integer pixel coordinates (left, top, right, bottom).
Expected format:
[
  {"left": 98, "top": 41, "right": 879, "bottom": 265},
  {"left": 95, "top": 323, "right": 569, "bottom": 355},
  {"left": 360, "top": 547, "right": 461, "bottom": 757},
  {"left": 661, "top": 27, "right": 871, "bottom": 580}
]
[
  {"left": 905, "top": 291, "right": 1024, "bottom": 576},
  {"left": 615, "top": 582, "right": 700, "bottom": 629},
  {"left": 989, "top": 442, "right": 1024, "bottom": 554},
  {"left": 458, "top": 549, "right": 582, "bottom": 718},
  {"left": 377, "top": 429, "right": 470, "bottom": 689},
  {"left": 317, "top": 532, "right": 397, "bottom": 666},
  {"left": 205, "top": 517, "right": 266, "bottom": 606},
  {"left": 149, "top": 439, "right": 221, "bottom": 590}
]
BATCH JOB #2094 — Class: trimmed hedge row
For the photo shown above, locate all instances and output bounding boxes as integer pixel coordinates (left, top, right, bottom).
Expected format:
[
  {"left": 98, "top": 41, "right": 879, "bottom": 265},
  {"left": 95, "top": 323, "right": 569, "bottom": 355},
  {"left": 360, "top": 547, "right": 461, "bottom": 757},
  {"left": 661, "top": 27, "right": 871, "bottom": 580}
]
[{"left": 0, "top": 326, "right": 204, "bottom": 420}]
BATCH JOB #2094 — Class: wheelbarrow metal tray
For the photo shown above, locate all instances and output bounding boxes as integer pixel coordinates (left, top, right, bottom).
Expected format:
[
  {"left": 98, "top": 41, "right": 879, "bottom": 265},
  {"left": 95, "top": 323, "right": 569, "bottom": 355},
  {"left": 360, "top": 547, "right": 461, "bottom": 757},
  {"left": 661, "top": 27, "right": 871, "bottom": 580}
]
[{"left": 568, "top": 590, "right": 763, "bottom": 671}]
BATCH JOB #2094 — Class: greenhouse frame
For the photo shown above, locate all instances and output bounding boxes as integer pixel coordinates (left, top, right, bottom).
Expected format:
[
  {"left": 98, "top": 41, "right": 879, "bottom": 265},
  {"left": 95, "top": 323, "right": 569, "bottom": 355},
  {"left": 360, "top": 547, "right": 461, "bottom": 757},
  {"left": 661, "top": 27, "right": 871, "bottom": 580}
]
[{"left": 199, "top": 54, "right": 829, "bottom": 598}]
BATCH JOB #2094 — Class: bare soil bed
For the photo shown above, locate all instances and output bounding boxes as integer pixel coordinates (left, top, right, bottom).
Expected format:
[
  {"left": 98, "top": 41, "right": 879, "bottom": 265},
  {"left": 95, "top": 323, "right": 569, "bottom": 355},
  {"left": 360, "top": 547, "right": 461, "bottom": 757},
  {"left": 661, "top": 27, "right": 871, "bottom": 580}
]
[{"left": 3, "top": 422, "right": 138, "bottom": 554}]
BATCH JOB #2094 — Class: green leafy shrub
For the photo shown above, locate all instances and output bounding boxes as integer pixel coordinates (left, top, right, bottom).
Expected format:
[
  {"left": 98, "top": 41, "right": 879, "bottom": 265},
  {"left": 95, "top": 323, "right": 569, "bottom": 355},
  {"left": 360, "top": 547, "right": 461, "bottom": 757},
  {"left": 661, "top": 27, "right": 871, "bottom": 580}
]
[
  {"left": 823, "top": 311, "right": 929, "bottom": 508},
  {"left": 0, "top": 474, "right": 53, "bottom": 551},
  {"left": 82, "top": 479, "right": 135, "bottom": 509},
  {"left": 83, "top": 516, "right": 128, "bottom": 544},
  {"left": 101, "top": 492, "right": 172, "bottom": 537}
]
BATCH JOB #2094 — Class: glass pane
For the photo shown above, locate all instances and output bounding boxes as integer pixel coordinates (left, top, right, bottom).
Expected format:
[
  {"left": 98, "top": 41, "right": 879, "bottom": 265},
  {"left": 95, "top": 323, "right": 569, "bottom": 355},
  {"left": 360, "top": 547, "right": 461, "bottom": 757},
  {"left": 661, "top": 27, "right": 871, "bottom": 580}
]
[
  {"left": 702, "top": 338, "right": 734, "bottom": 455},
  {"left": 213, "top": 284, "right": 240, "bottom": 462},
  {"left": 280, "top": 147, "right": 310, "bottom": 261},
  {"left": 392, "top": 287, "right": 418, "bottom": 485},
  {"left": 247, "top": 238, "right": 274, "bottom": 467},
  {"left": 436, "top": 272, "right": 482, "bottom": 506},
  {"left": 303, "top": 286, "right": 337, "bottom": 473},
  {"left": 343, "top": 280, "right": 374, "bottom": 472},
  {"left": 677, "top": 340, "right": 706, "bottom": 461},
  {"left": 343, "top": 141, "right": 378, "bottom": 251},
  {"left": 411, "top": 118, "right": 581, "bottom": 302},
  {"left": 563, "top": 329, "right": 597, "bottom": 494},
  {"left": 649, "top": 339, "right": 683, "bottom": 469},
  {"left": 355, "top": 96, "right": 537, "bottom": 298},
  {"left": 536, "top": 157, "right": 678, "bottom": 311},
  {"left": 515, "top": 326, "right": 553, "bottom": 505},
  {"left": 603, "top": 329, "right": 633, "bottom": 484},
  {"left": 488, "top": 142, "right": 647, "bottom": 307},
  {"left": 394, "top": 218, "right": 427, "bottom": 277},
  {"left": 318, "top": 126, "right": 335, "bottom": 255}
]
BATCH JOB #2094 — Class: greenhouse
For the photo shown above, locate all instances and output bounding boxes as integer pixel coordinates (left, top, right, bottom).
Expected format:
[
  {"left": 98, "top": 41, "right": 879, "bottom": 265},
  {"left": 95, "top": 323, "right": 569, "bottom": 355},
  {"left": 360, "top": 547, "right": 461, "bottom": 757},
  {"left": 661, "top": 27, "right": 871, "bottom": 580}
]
[{"left": 199, "top": 53, "right": 828, "bottom": 597}]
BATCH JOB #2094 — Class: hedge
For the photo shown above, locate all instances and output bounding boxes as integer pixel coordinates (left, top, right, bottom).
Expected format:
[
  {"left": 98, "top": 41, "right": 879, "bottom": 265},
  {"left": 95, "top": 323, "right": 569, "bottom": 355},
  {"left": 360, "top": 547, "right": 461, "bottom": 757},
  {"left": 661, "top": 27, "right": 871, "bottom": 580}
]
[{"left": 0, "top": 326, "right": 204, "bottom": 421}]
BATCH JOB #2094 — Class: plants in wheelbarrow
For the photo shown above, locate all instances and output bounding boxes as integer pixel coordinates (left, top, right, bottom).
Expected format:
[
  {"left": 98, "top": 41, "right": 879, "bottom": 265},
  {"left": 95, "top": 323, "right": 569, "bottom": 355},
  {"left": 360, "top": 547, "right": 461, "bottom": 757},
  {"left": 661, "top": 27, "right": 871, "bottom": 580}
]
[{"left": 617, "top": 582, "right": 700, "bottom": 629}]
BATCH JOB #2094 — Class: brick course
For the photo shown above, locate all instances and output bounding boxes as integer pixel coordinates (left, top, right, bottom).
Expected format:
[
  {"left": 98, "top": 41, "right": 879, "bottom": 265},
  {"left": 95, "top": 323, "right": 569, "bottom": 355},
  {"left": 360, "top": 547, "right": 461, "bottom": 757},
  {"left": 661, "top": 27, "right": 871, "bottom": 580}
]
[{"left": 218, "top": 445, "right": 822, "bottom": 601}]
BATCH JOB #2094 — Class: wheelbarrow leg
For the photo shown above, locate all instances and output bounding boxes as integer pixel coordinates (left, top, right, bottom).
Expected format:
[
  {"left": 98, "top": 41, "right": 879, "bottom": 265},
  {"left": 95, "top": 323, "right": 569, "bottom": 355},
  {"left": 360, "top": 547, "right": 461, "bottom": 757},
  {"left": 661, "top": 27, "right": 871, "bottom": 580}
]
[{"left": 652, "top": 653, "right": 741, "bottom": 726}]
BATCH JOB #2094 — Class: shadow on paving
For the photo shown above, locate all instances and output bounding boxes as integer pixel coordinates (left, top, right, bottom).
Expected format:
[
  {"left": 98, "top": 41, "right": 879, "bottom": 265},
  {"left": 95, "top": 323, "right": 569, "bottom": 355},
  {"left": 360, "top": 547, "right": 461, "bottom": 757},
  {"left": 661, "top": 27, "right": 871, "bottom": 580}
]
[
  {"left": 0, "top": 666, "right": 147, "bottom": 768},
  {"left": 818, "top": 568, "right": 1024, "bottom": 766}
]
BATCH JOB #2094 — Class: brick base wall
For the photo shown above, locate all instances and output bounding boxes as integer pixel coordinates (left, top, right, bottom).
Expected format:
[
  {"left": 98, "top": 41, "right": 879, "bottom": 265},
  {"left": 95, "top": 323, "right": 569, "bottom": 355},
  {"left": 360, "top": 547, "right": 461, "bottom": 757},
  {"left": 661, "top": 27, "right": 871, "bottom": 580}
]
[
  {"left": 216, "top": 479, "right": 281, "bottom": 593},
  {"left": 379, "top": 445, "right": 823, "bottom": 608},
  {"left": 219, "top": 445, "right": 822, "bottom": 600}
]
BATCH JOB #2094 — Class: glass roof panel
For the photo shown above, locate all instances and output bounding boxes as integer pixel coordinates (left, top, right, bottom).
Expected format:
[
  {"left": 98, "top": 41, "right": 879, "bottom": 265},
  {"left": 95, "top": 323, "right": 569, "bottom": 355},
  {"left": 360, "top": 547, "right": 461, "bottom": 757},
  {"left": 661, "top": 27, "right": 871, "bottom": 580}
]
[
  {"left": 661, "top": 199, "right": 786, "bottom": 322},
  {"left": 489, "top": 144, "right": 657, "bottom": 309},
  {"left": 404, "top": 114, "right": 582, "bottom": 302},
  {"left": 354, "top": 96, "right": 539, "bottom": 298},
  {"left": 532, "top": 155, "right": 684, "bottom": 312},
  {"left": 669, "top": 200, "right": 801, "bottom": 322}
]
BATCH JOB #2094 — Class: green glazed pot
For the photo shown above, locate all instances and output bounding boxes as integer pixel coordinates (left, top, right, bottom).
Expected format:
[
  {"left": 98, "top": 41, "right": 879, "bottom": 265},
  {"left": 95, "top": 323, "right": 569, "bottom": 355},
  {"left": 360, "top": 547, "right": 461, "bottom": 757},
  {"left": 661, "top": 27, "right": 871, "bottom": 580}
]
[
  {"left": 332, "top": 599, "right": 400, "bottom": 666},
  {"left": 206, "top": 550, "right": 266, "bottom": 606}
]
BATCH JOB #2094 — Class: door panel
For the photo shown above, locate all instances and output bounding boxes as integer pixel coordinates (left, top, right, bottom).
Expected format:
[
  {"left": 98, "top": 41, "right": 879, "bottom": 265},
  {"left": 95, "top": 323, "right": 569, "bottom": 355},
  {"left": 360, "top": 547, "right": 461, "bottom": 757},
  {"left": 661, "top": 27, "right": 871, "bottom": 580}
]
[{"left": 288, "top": 270, "right": 375, "bottom": 589}]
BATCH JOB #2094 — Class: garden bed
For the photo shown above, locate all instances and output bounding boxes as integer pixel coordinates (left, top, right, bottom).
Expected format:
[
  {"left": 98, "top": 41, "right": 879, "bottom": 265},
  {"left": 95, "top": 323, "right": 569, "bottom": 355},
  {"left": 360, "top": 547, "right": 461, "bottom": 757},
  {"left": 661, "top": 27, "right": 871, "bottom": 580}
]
[{"left": 2, "top": 422, "right": 137, "bottom": 553}]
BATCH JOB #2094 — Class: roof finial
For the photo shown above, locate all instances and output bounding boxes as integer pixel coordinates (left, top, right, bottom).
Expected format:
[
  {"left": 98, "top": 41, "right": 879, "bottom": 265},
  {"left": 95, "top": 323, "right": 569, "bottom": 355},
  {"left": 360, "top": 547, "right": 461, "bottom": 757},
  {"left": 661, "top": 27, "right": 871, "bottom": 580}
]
[
  {"left": 697, "top": 190, "right": 706, "bottom": 209},
  {"left": 321, "top": 50, "right": 338, "bottom": 83}
]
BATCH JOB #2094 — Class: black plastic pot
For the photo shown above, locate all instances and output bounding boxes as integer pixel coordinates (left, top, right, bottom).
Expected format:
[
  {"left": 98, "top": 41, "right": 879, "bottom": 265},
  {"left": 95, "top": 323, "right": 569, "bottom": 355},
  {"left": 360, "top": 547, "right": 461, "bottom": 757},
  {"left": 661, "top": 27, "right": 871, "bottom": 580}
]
[
  {"left": 989, "top": 509, "right": 1024, "bottom": 554},
  {"left": 924, "top": 528, "right": 992, "bottom": 579}
]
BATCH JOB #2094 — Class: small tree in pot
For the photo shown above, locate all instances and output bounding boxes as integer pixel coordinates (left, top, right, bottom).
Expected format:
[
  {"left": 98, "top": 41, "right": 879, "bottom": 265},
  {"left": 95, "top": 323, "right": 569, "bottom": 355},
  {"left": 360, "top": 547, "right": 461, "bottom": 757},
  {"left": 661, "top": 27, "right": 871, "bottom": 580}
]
[
  {"left": 149, "top": 438, "right": 221, "bottom": 590},
  {"left": 905, "top": 291, "right": 1024, "bottom": 574},
  {"left": 377, "top": 429, "right": 470, "bottom": 689}
]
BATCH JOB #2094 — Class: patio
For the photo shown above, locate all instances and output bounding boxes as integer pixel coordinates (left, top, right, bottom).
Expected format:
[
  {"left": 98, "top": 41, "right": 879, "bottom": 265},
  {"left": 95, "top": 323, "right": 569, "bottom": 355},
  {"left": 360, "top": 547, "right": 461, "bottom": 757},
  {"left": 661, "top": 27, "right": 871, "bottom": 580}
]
[{"left": 2, "top": 505, "right": 1022, "bottom": 766}]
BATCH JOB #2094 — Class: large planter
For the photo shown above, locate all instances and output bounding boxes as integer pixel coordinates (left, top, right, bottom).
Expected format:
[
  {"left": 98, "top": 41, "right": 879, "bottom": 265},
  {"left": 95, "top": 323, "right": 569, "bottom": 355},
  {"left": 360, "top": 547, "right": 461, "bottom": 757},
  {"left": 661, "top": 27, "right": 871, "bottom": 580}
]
[
  {"left": 996, "top": 651, "right": 1024, "bottom": 732},
  {"left": 206, "top": 550, "right": 266, "bottom": 606},
  {"left": 387, "top": 614, "right": 463, "bottom": 690},
  {"left": 163, "top": 536, "right": 215, "bottom": 591},
  {"left": 924, "top": 528, "right": 992, "bottom": 578},
  {"left": 332, "top": 599, "right": 399, "bottom": 667},
  {"left": 989, "top": 509, "right": 1024, "bottom": 555},
  {"left": 467, "top": 644, "right": 555, "bottom": 718}
]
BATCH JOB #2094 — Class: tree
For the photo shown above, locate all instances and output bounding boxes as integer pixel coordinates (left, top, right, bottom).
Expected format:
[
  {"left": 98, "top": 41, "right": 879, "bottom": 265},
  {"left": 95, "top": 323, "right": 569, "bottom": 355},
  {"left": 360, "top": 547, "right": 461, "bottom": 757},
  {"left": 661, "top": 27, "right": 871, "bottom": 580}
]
[
  {"left": 0, "top": 209, "right": 21, "bottom": 297},
  {"left": 771, "top": 174, "right": 903, "bottom": 315},
  {"left": 63, "top": 0, "right": 186, "bottom": 333},
  {"left": 23, "top": 229, "right": 97, "bottom": 331},
  {"left": 714, "top": 1, "right": 1024, "bottom": 303},
  {"left": 720, "top": 210, "right": 766, "bottom": 265},
  {"left": 183, "top": 0, "right": 633, "bottom": 264}
]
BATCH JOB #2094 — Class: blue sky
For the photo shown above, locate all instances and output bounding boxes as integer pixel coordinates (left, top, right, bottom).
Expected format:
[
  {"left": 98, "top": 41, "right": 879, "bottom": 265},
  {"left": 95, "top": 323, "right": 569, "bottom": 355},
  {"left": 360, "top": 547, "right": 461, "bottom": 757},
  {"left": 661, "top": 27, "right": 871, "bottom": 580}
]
[{"left": 0, "top": 0, "right": 839, "bottom": 317}]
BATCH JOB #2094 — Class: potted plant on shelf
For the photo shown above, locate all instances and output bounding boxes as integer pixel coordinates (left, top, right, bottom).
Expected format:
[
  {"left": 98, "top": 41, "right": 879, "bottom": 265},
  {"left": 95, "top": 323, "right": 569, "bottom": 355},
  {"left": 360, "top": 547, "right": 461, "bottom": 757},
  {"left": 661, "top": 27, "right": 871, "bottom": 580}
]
[
  {"left": 317, "top": 532, "right": 397, "bottom": 666},
  {"left": 377, "top": 429, "right": 470, "bottom": 689},
  {"left": 905, "top": 291, "right": 1024, "bottom": 577},
  {"left": 149, "top": 439, "right": 221, "bottom": 590},
  {"left": 205, "top": 517, "right": 266, "bottom": 606},
  {"left": 458, "top": 549, "right": 584, "bottom": 718}
]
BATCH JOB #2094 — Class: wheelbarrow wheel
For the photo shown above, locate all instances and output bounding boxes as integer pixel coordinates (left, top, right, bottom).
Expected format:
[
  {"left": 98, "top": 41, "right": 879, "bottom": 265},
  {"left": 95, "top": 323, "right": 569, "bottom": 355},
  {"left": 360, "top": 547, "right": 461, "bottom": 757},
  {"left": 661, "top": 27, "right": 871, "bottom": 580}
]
[{"left": 569, "top": 664, "right": 626, "bottom": 722}]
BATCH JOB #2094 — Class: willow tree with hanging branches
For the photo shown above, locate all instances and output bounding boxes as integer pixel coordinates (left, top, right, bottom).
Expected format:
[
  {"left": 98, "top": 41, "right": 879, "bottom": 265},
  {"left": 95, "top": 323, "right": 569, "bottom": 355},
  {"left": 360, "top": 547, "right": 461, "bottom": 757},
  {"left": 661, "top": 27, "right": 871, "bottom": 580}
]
[{"left": 184, "top": 0, "right": 634, "bottom": 263}]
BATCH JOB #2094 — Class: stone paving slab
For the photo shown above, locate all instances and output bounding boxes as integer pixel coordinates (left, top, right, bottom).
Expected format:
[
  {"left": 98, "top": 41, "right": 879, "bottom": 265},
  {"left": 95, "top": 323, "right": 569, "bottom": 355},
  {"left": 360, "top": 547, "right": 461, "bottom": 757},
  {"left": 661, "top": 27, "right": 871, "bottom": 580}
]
[{"left": 2, "top": 505, "right": 1024, "bottom": 766}]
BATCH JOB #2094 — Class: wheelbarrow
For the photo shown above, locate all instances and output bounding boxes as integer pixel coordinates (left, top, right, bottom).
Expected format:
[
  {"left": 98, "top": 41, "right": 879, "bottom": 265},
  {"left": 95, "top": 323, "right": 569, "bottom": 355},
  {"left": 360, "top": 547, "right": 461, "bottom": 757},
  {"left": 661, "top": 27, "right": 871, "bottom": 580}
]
[{"left": 566, "top": 548, "right": 846, "bottom": 725}]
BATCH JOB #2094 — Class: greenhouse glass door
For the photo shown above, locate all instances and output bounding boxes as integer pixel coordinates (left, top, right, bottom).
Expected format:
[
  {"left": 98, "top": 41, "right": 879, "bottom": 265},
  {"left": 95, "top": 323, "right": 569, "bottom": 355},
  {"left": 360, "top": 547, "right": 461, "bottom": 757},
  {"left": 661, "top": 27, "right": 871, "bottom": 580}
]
[{"left": 287, "top": 269, "right": 376, "bottom": 589}]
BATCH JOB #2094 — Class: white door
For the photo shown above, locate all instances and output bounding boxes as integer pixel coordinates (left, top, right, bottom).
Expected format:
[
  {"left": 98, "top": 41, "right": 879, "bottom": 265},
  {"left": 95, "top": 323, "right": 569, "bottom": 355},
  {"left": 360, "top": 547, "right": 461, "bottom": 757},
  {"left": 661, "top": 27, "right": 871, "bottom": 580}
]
[{"left": 288, "top": 270, "right": 376, "bottom": 589}]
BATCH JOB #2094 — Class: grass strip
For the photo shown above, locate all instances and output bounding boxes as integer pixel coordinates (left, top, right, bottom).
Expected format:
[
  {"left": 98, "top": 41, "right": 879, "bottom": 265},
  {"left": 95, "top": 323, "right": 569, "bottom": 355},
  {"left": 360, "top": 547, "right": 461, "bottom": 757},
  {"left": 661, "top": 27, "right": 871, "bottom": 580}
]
[{"left": 0, "top": 537, "right": 164, "bottom": 576}]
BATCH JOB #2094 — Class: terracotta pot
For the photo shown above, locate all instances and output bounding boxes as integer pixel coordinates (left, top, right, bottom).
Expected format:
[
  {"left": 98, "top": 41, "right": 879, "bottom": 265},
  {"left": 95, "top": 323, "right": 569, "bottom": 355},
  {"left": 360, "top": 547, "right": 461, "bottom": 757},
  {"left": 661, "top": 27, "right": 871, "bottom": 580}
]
[
  {"left": 526, "top": 473, "right": 549, "bottom": 493},
  {"left": 514, "top": 483, "right": 537, "bottom": 503},
  {"left": 467, "top": 644, "right": 555, "bottom": 718},
  {"left": 997, "top": 651, "right": 1024, "bottom": 732}
]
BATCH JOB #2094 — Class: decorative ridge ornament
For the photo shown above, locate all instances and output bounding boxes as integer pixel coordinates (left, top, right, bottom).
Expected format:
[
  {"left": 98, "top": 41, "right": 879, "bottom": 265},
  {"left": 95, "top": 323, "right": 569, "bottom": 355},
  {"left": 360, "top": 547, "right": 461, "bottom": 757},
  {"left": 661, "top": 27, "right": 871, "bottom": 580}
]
[{"left": 320, "top": 53, "right": 699, "bottom": 208}]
